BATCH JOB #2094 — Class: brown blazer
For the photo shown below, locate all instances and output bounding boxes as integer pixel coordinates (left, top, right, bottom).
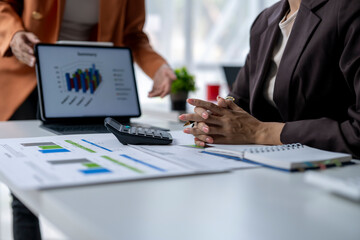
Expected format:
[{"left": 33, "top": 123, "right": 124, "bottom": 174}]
[
  {"left": 230, "top": 0, "right": 360, "bottom": 157},
  {"left": 0, "top": 0, "right": 166, "bottom": 121}
]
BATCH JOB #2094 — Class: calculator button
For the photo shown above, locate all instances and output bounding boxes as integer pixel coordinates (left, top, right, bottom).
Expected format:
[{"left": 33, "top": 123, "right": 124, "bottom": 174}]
[
  {"left": 137, "top": 128, "right": 145, "bottom": 135},
  {"left": 160, "top": 132, "right": 170, "bottom": 139},
  {"left": 145, "top": 129, "right": 154, "bottom": 136},
  {"left": 130, "top": 127, "right": 137, "bottom": 135},
  {"left": 154, "top": 131, "right": 162, "bottom": 138}
]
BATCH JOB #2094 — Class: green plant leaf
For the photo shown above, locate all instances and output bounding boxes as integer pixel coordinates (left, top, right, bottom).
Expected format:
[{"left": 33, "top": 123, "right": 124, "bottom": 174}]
[{"left": 171, "top": 67, "right": 196, "bottom": 94}]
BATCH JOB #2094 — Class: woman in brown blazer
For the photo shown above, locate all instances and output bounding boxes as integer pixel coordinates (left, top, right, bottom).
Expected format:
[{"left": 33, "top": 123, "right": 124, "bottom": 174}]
[
  {"left": 0, "top": 1, "right": 175, "bottom": 239},
  {"left": 0, "top": 0, "right": 175, "bottom": 121},
  {"left": 181, "top": 0, "right": 360, "bottom": 158}
]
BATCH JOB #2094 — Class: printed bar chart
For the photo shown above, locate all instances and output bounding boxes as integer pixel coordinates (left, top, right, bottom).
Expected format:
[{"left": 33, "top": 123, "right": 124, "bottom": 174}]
[
  {"left": 65, "top": 64, "right": 102, "bottom": 94},
  {"left": 120, "top": 154, "right": 166, "bottom": 172},
  {"left": 65, "top": 140, "right": 96, "bottom": 153},
  {"left": 46, "top": 158, "right": 111, "bottom": 175},
  {"left": 102, "top": 156, "right": 144, "bottom": 174},
  {"left": 21, "top": 142, "right": 71, "bottom": 154}
]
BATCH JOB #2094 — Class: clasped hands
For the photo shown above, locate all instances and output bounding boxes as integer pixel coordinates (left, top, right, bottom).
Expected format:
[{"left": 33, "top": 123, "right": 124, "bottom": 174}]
[{"left": 179, "top": 97, "right": 284, "bottom": 147}]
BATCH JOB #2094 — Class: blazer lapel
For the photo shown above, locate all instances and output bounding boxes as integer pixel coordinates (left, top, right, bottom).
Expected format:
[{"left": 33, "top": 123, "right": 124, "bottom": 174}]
[
  {"left": 250, "top": 1, "right": 288, "bottom": 118},
  {"left": 273, "top": 0, "right": 328, "bottom": 121}
]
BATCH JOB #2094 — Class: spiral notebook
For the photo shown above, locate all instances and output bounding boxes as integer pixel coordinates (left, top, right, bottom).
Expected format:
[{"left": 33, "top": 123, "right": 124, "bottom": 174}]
[{"left": 202, "top": 144, "right": 352, "bottom": 171}]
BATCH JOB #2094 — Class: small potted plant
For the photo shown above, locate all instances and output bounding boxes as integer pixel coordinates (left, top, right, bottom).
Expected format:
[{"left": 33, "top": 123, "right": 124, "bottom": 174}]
[{"left": 170, "top": 67, "right": 196, "bottom": 111}]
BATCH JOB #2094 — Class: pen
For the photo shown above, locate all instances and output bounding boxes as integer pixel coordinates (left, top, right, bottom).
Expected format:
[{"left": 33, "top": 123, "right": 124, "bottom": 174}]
[{"left": 183, "top": 121, "right": 195, "bottom": 127}]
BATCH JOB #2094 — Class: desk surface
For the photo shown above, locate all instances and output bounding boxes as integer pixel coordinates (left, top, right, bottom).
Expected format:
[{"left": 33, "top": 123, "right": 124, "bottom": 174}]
[{"left": 0, "top": 118, "right": 359, "bottom": 240}]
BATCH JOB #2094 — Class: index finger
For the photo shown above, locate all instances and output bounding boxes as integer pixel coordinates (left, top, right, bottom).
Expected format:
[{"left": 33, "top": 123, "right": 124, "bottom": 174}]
[
  {"left": 187, "top": 98, "right": 227, "bottom": 116},
  {"left": 20, "top": 42, "right": 34, "bottom": 55},
  {"left": 160, "top": 78, "right": 171, "bottom": 98}
]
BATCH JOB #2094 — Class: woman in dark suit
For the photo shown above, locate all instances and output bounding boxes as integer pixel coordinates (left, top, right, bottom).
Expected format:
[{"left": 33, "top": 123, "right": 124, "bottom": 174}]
[{"left": 180, "top": 0, "right": 360, "bottom": 158}]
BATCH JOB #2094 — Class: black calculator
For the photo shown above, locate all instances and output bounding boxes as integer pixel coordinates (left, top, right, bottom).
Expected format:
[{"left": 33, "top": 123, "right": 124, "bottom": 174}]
[{"left": 104, "top": 117, "right": 173, "bottom": 145}]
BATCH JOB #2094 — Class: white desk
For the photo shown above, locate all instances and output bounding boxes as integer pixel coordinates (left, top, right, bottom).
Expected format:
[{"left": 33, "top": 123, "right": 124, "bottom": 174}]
[{"left": 0, "top": 117, "right": 359, "bottom": 240}]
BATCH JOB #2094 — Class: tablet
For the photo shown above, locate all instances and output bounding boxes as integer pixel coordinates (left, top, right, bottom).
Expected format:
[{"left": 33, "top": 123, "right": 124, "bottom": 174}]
[{"left": 35, "top": 43, "right": 141, "bottom": 124}]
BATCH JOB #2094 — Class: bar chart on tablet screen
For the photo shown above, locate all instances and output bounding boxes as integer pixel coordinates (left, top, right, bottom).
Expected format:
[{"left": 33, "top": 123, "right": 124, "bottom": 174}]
[{"left": 52, "top": 62, "right": 126, "bottom": 107}]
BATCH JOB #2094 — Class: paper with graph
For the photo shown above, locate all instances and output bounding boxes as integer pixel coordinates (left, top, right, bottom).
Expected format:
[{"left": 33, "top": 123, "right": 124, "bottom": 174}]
[{"left": 0, "top": 133, "right": 256, "bottom": 189}]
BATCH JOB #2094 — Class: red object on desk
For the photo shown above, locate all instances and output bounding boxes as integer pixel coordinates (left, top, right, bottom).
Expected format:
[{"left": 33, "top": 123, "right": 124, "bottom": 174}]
[{"left": 207, "top": 84, "right": 220, "bottom": 101}]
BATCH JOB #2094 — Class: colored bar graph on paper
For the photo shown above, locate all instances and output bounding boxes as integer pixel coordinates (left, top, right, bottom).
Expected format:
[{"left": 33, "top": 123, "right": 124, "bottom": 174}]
[
  {"left": 83, "top": 163, "right": 102, "bottom": 168},
  {"left": 21, "top": 142, "right": 71, "bottom": 154},
  {"left": 47, "top": 158, "right": 91, "bottom": 165},
  {"left": 101, "top": 156, "right": 144, "bottom": 174},
  {"left": 79, "top": 159, "right": 111, "bottom": 175},
  {"left": 39, "top": 148, "right": 71, "bottom": 154},
  {"left": 80, "top": 168, "right": 111, "bottom": 174},
  {"left": 46, "top": 157, "right": 111, "bottom": 175},
  {"left": 65, "top": 140, "right": 96, "bottom": 153},
  {"left": 120, "top": 154, "right": 166, "bottom": 172},
  {"left": 38, "top": 145, "right": 63, "bottom": 150},
  {"left": 65, "top": 64, "right": 102, "bottom": 94},
  {"left": 81, "top": 139, "right": 113, "bottom": 152}
]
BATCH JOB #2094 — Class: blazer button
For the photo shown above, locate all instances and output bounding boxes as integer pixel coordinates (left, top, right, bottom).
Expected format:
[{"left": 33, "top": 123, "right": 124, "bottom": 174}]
[{"left": 32, "top": 11, "right": 43, "bottom": 20}]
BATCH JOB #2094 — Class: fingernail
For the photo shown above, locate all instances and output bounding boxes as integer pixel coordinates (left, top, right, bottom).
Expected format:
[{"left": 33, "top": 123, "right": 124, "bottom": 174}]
[
  {"left": 200, "top": 142, "right": 205, "bottom": 147},
  {"left": 187, "top": 99, "right": 194, "bottom": 104},
  {"left": 184, "top": 128, "right": 190, "bottom": 133},
  {"left": 206, "top": 137, "right": 213, "bottom": 143},
  {"left": 203, "top": 127, "right": 209, "bottom": 133},
  {"left": 179, "top": 114, "right": 186, "bottom": 120},
  {"left": 202, "top": 112, "right": 208, "bottom": 119}
]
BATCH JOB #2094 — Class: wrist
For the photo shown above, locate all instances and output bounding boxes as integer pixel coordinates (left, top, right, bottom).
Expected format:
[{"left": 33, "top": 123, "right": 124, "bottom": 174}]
[{"left": 255, "top": 122, "right": 284, "bottom": 145}]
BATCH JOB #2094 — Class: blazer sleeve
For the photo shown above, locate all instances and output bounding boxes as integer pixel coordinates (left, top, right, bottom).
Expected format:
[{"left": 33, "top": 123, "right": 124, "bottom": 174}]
[
  {"left": 281, "top": 0, "right": 360, "bottom": 158},
  {"left": 122, "top": 0, "right": 167, "bottom": 78},
  {"left": 0, "top": 0, "right": 24, "bottom": 57},
  {"left": 228, "top": 54, "right": 251, "bottom": 113}
]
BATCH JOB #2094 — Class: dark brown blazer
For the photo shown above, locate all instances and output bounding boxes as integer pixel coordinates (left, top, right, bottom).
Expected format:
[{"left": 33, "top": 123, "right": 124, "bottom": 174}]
[{"left": 230, "top": 0, "right": 360, "bottom": 157}]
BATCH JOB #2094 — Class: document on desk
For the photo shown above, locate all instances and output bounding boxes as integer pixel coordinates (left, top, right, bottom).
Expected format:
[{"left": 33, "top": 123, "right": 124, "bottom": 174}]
[
  {"left": 131, "top": 145, "right": 256, "bottom": 171},
  {"left": 0, "top": 132, "right": 256, "bottom": 189}
]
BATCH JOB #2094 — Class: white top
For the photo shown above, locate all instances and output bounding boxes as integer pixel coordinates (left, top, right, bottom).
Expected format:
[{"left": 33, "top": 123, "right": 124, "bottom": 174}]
[
  {"left": 58, "top": 0, "right": 99, "bottom": 41},
  {"left": 263, "top": 10, "right": 298, "bottom": 108}
]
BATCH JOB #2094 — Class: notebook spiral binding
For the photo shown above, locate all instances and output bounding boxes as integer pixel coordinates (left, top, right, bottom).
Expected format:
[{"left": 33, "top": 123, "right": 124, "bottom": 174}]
[{"left": 247, "top": 143, "right": 304, "bottom": 154}]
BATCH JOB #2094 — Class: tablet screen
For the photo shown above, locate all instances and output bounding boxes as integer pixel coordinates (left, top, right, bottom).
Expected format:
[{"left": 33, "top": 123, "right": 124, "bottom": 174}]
[{"left": 35, "top": 44, "right": 141, "bottom": 119}]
